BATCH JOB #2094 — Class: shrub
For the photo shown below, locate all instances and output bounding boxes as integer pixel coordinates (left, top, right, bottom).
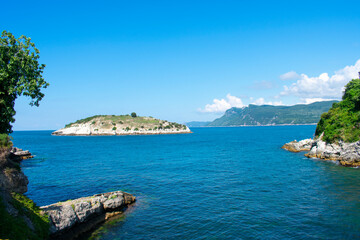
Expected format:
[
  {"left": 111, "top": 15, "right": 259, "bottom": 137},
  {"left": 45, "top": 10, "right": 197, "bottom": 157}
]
[
  {"left": 118, "top": 121, "right": 123, "bottom": 124},
  {"left": 112, "top": 127, "right": 117, "bottom": 131},
  {"left": 315, "top": 78, "right": 360, "bottom": 143},
  {"left": 134, "top": 128, "right": 139, "bottom": 131},
  {"left": 131, "top": 112, "right": 137, "bottom": 118},
  {"left": 112, "top": 122, "right": 116, "bottom": 126},
  {"left": 125, "top": 127, "right": 130, "bottom": 131},
  {"left": 0, "top": 193, "right": 50, "bottom": 240},
  {"left": 0, "top": 134, "right": 12, "bottom": 148},
  {"left": 91, "top": 121, "right": 96, "bottom": 125}
]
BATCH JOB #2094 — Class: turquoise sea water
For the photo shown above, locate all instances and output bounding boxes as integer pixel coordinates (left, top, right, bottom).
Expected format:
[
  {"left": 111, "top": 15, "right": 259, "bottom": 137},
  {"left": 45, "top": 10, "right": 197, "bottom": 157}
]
[{"left": 11, "top": 126, "right": 360, "bottom": 239}]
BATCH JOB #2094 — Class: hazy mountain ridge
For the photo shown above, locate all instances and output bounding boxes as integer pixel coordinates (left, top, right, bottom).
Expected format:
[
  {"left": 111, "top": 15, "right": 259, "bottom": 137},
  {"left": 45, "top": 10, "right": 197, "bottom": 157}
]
[{"left": 207, "top": 101, "right": 338, "bottom": 126}]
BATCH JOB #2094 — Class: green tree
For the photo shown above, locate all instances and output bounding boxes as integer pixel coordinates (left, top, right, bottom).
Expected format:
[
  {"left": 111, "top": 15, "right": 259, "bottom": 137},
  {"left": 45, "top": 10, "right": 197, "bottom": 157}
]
[
  {"left": 131, "top": 112, "right": 137, "bottom": 118},
  {"left": 0, "top": 31, "right": 49, "bottom": 134},
  {"left": 315, "top": 78, "right": 360, "bottom": 143}
]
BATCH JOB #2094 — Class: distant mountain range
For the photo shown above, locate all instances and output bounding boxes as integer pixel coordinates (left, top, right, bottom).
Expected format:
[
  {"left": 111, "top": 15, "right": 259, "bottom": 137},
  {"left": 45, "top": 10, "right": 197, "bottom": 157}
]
[
  {"left": 187, "top": 101, "right": 337, "bottom": 127},
  {"left": 185, "top": 121, "right": 212, "bottom": 127}
]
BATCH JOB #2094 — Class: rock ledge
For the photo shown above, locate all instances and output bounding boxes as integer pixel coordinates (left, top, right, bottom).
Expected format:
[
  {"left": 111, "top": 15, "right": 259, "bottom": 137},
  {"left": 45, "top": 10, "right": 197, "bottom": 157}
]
[
  {"left": 282, "top": 136, "right": 360, "bottom": 167},
  {"left": 41, "top": 191, "right": 136, "bottom": 239}
]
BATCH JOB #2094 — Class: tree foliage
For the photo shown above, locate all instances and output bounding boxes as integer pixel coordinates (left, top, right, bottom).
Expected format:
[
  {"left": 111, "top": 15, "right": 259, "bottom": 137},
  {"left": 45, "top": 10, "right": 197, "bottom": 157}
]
[
  {"left": 0, "top": 30, "right": 49, "bottom": 133},
  {"left": 315, "top": 78, "right": 360, "bottom": 143},
  {"left": 131, "top": 112, "right": 137, "bottom": 118}
]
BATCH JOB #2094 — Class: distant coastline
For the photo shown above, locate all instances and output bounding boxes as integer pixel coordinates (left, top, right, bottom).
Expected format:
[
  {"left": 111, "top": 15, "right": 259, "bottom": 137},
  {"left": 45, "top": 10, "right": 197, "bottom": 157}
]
[{"left": 189, "top": 123, "right": 317, "bottom": 128}]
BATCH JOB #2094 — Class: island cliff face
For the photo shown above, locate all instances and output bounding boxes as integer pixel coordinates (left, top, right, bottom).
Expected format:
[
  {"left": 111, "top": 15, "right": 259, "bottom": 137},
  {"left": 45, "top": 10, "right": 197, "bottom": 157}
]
[
  {"left": 282, "top": 78, "right": 360, "bottom": 167},
  {"left": 53, "top": 115, "right": 192, "bottom": 136}
]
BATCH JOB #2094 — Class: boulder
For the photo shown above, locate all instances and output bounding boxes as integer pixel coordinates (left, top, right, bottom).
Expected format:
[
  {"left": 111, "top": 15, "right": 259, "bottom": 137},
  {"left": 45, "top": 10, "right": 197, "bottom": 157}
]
[{"left": 281, "top": 138, "right": 313, "bottom": 152}]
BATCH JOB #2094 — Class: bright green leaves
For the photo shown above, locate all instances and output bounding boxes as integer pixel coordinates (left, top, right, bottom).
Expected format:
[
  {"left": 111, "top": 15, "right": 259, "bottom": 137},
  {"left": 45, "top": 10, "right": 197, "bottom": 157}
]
[
  {"left": 315, "top": 78, "right": 360, "bottom": 143},
  {"left": 0, "top": 30, "right": 49, "bottom": 133}
]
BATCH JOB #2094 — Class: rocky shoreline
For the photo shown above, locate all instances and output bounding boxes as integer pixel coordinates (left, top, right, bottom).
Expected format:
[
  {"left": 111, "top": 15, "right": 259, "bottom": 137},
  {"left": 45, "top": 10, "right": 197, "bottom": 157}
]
[
  {"left": 0, "top": 145, "right": 136, "bottom": 239},
  {"left": 52, "top": 130, "right": 192, "bottom": 136},
  {"left": 282, "top": 136, "right": 360, "bottom": 167},
  {"left": 52, "top": 115, "right": 192, "bottom": 136},
  {"left": 41, "top": 191, "right": 136, "bottom": 240},
  {"left": 52, "top": 124, "right": 192, "bottom": 136}
]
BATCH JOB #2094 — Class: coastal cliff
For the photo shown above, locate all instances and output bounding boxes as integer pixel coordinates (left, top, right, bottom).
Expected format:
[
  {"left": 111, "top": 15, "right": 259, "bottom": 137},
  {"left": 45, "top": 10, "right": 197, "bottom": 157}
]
[
  {"left": 282, "top": 78, "right": 360, "bottom": 167},
  {"left": 0, "top": 135, "right": 136, "bottom": 239},
  {"left": 53, "top": 114, "right": 192, "bottom": 136}
]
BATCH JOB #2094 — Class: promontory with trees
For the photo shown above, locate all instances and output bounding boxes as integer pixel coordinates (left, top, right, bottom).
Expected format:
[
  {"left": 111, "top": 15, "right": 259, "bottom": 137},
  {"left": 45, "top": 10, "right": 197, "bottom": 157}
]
[{"left": 283, "top": 76, "right": 360, "bottom": 167}]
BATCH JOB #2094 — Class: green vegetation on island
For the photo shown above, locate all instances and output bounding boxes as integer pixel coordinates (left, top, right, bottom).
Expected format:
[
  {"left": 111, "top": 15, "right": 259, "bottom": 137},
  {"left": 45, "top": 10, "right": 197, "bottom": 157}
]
[
  {"left": 55, "top": 114, "right": 189, "bottom": 135},
  {"left": 315, "top": 78, "right": 360, "bottom": 143},
  {"left": 207, "top": 101, "right": 337, "bottom": 127}
]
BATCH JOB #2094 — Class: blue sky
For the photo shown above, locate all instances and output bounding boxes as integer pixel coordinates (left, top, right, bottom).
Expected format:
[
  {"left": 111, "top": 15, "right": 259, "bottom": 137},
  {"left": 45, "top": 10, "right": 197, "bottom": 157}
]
[{"left": 3, "top": 0, "right": 360, "bottom": 130}]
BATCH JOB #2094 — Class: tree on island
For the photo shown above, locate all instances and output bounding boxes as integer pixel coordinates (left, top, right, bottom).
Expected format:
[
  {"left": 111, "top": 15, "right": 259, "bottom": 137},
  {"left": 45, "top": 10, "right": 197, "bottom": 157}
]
[
  {"left": 131, "top": 112, "right": 137, "bottom": 118},
  {"left": 0, "top": 30, "right": 49, "bottom": 134}
]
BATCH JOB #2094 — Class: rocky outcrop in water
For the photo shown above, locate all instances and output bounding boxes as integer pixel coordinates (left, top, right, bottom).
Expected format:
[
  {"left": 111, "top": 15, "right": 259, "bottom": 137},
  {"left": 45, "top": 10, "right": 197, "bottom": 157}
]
[
  {"left": 10, "top": 147, "right": 33, "bottom": 161},
  {"left": 281, "top": 139, "right": 313, "bottom": 152},
  {"left": 282, "top": 136, "right": 360, "bottom": 167},
  {"left": 304, "top": 139, "right": 360, "bottom": 167},
  {"left": 41, "top": 191, "right": 136, "bottom": 239}
]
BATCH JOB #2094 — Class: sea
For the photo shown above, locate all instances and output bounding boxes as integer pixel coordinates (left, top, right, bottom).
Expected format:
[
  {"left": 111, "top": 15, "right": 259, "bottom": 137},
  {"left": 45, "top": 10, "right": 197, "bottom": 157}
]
[{"left": 11, "top": 126, "right": 360, "bottom": 239}]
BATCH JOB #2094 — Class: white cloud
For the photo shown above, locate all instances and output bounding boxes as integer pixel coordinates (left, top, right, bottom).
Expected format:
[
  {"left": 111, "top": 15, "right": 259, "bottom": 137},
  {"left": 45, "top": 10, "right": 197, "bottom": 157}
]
[
  {"left": 281, "top": 60, "right": 360, "bottom": 99},
  {"left": 301, "top": 98, "right": 334, "bottom": 104},
  {"left": 280, "top": 71, "right": 300, "bottom": 81},
  {"left": 252, "top": 97, "right": 283, "bottom": 106},
  {"left": 199, "top": 94, "right": 244, "bottom": 113}
]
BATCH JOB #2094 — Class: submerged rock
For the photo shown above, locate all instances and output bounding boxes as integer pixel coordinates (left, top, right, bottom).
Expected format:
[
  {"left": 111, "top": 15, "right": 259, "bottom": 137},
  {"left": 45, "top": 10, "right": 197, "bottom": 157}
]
[{"left": 41, "top": 191, "right": 136, "bottom": 239}]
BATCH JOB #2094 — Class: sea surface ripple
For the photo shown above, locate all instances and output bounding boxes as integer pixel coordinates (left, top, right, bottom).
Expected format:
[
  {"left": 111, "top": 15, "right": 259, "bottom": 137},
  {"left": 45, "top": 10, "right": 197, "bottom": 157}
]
[{"left": 12, "top": 126, "right": 360, "bottom": 239}]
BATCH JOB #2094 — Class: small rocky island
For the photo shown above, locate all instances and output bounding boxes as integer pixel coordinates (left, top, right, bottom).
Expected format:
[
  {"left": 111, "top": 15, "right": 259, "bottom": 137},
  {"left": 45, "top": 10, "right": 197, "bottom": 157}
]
[
  {"left": 282, "top": 77, "right": 360, "bottom": 167},
  {"left": 53, "top": 114, "right": 192, "bottom": 136}
]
